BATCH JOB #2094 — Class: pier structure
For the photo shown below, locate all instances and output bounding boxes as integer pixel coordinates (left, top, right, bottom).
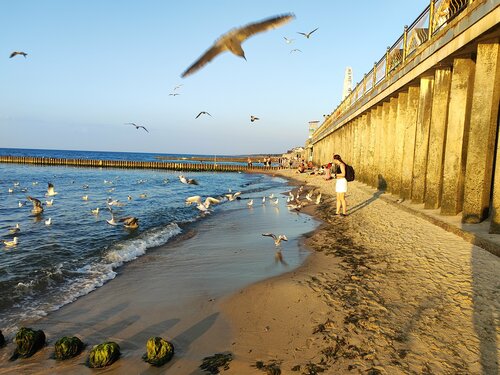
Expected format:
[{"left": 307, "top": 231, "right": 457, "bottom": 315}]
[
  {"left": 0, "top": 155, "right": 281, "bottom": 172},
  {"left": 308, "top": 0, "right": 500, "bottom": 233}
]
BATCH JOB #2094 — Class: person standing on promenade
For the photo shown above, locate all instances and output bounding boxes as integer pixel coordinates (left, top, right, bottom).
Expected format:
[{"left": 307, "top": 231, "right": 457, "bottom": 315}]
[{"left": 333, "top": 154, "right": 348, "bottom": 216}]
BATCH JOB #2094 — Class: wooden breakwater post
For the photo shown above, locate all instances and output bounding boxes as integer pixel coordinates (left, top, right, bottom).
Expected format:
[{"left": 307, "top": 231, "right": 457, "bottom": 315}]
[{"left": 0, "top": 155, "right": 282, "bottom": 173}]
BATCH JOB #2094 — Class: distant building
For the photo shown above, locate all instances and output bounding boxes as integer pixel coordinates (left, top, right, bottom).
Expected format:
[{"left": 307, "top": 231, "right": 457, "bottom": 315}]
[
  {"left": 342, "top": 67, "right": 353, "bottom": 100},
  {"left": 308, "top": 121, "right": 319, "bottom": 139}
]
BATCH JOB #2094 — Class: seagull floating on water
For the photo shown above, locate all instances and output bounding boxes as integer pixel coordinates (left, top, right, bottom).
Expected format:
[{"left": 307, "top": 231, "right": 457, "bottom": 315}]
[
  {"left": 181, "top": 13, "right": 295, "bottom": 78},
  {"left": 3, "top": 237, "right": 18, "bottom": 247},
  {"left": 82, "top": 195, "right": 89, "bottom": 201},
  {"left": 262, "top": 233, "right": 288, "bottom": 247},
  {"left": 8, "top": 188, "right": 13, "bottom": 193},
  {"left": 91, "top": 207, "right": 100, "bottom": 215},
  {"left": 297, "top": 28, "right": 319, "bottom": 39},
  {"left": 124, "top": 123, "right": 149, "bottom": 133},
  {"left": 8, "top": 224, "right": 20, "bottom": 235},
  {"left": 225, "top": 192, "right": 242, "bottom": 201},
  {"left": 10, "top": 51, "right": 27, "bottom": 58},
  {"left": 46, "top": 182, "right": 58, "bottom": 197},
  {"left": 179, "top": 175, "right": 199, "bottom": 185},
  {"left": 45, "top": 199, "right": 54, "bottom": 206},
  {"left": 18, "top": 201, "right": 26, "bottom": 208},
  {"left": 45, "top": 217, "right": 52, "bottom": 226}
]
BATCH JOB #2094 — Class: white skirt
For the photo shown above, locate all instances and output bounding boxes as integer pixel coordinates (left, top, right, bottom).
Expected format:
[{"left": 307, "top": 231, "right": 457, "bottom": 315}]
[{"left": 336, "top": 177, "right": 348, "bottom": 193}]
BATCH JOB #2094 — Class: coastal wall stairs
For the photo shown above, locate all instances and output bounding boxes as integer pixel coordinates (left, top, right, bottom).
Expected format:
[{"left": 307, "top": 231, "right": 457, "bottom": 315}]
[{"left": 308, "top": 0, "right": 500, "bottom": 233}]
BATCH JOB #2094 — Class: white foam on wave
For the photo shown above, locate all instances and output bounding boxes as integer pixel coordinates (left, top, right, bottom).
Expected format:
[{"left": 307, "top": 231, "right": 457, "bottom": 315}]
[{"left": 3, "top": 223, "right": 182, "bottom": 334}]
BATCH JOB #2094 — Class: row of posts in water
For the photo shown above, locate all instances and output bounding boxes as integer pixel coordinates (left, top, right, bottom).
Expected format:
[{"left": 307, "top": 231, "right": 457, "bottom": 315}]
[{"left": 0, "top": 155, "right": 281, "bottom": 172}]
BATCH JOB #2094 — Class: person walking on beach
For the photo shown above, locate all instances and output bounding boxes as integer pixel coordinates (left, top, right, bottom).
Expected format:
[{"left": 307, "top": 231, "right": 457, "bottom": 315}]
[{"left": 332, "top": 154, "right": 348, "bottom": 216}]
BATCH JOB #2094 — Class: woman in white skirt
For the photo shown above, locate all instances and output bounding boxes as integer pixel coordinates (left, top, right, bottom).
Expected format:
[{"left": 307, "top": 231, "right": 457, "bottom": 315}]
[{"left": 333, "top": 154, "right": 348, "bottom": 216}]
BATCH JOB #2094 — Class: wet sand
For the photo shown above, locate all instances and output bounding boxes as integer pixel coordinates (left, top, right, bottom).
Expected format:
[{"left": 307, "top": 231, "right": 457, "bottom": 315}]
[{"left": 222, "top": 170, "right": 500, "bottom": 374}]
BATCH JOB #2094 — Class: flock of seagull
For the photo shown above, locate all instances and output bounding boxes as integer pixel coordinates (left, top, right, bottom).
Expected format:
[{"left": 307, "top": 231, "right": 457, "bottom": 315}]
[{"left": 10, "top": 13, "right": 319, "bottom": 134}]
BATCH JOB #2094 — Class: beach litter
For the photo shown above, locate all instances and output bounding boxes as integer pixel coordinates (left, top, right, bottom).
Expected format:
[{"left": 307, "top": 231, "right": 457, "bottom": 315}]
[
  {"left": 142, "top": 336, "right": 174, "bottom": 366},
  {"left": 54, "top": 336, "right": 84, "bottom": 360},
  {"left": 199, "top": 352, "right": 233, "bottom": 374},
  {"left": 87, "top": 342, "right": 120, "bottom": 368},
  {"left": 9, "top": 327, "right": 46, "bottom": 361}
]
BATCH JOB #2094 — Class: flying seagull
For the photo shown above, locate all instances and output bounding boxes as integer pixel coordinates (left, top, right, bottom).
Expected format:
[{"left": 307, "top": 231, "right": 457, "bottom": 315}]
[
  {"left": 196, "top": 111, "right": 212, "bottom": 119},
  {"left": 262, "top": 233, "right": 288, "bottom": 247},
  {"left": 169, "top": 93, "right": 180, "bottom": 96},
  {"left": 27, "top": 196, "right": 44, "bottom": 215},
  {"left": 120, "top": 216, "right": 139, "bottom": 229},
  {"left": 290, "top": 49, "right": 302, "bottom": 53},
  {"left": 250, "top": 115, "right": 260, "bottom": 122},
  {"left": 181, "top": 13, "right": 295, "bottom": 78},
  {"left": 283, "top": 37, "right": 294, "bottom": 44},
  {"left": 125, "top": 123, "right": 149, "bottom": 133},
  {"left": 46, "top": 182, "right": 58, "bottom": 196},
  {"left": 10, "top": 51, "right": 27, "bottom": 58},
  {"left": 173, "top": 84, "right": 183, "bottom": 91},
  {"left": 297, "top": 28, "right": 319, "bottom": 39}
]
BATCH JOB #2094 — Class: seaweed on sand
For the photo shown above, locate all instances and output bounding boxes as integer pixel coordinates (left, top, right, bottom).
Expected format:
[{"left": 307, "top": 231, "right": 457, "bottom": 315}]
[
  {"left": 199, "top": 352, "right": 233, "bottom": 374},
  {"left": 9, "top": 327, "right": 46, "bottom": 361}
]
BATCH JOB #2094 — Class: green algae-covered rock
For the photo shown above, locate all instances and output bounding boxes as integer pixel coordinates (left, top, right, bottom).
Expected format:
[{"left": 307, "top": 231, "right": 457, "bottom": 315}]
[
  {"left": 142, "top": 336, "right": 174, "bottom": 366},
  {"left": 54, "top": 336, "right": 84, "bottom": 360},
  {"left": 0, "top": 330, "right": 5, "bottom": 348},
  {"left": 87, "top": 342, "right": 120, "bottom": 368},
  {"left": 9, "top": 327, "right": 46, "bottom": 361}
]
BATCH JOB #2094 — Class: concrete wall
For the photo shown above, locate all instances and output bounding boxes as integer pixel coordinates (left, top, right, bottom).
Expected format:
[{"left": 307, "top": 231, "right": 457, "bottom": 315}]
[{"left": 309, "top": 1, "right": 500, "bottom": 232}]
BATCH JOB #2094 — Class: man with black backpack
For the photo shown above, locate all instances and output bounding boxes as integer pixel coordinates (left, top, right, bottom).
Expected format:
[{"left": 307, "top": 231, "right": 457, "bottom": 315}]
[{"left": 332, "top": 154, "right": 354, "bottom": 216}]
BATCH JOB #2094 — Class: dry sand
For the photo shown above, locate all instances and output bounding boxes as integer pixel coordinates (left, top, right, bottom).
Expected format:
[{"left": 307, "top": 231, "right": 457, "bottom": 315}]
[
  {"left": 1, "top": 171, "right": 498, "bottom": 374},
  {"left": 222, "top": 170, "right": 499, "bottom": 375}
]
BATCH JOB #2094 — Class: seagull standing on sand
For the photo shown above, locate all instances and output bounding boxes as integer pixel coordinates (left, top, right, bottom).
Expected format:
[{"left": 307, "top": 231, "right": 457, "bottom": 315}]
[
  {"left": 247, "top": 199, "right": 253, "bottom": 207},
  {"left": 124, "top": 123, "right": 149, "bottom": 133},
  {"left": 195, "top": 111, "right": 212, "bottom": 119},
  {"left": 262, "top": 233, "right": 288, "bottom": 247},
  {"left": 46, "top": 182, "right": 58, "bottom": 196},
  {"left": 3, "top": 237, "right": 18, "bottom": 247},
  {"left": 315, "top": 193, "right": 322, "bottom": 205},
  {"left": 10, "top": 51, "right": 27, "bottom": 58},
  {"left": 181, "top": 13, "right": 295, "bottom": 78},
  {"left": 297, "top": 28, "right": 319, "bottom": 39},
  {"left": 262, "top": 196, "right": 266, "bottom": 204},
  {"left": 27, "top": 196, "right": 44, "bottom": 215}
]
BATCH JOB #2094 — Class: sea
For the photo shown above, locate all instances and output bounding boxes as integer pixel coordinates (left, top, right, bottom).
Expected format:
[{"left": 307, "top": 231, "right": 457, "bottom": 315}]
[{"left": 0, "top": 148, "right": 316, "bottom": 336}]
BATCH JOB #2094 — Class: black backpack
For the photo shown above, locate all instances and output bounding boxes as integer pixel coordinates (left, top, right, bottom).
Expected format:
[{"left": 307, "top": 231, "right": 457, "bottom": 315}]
[{"left": 345, "top": 164, "right": 355, "bottom": 182}]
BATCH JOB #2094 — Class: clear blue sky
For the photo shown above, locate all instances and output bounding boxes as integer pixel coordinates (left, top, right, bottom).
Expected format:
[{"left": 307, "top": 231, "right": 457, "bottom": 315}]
[{"left": 1, "top": 0, "right": 428, "bottom": 155}]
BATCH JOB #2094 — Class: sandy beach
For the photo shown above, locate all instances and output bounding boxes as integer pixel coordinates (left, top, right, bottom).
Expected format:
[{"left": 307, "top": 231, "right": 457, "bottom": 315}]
[{"left": 0, "top": 170, "right": 499, "bottom": 374}]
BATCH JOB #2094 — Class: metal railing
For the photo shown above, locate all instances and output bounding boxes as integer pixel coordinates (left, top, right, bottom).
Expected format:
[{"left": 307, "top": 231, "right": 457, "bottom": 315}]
[{"left": 314, "top": 0, "right": 474, "bottom": 141}]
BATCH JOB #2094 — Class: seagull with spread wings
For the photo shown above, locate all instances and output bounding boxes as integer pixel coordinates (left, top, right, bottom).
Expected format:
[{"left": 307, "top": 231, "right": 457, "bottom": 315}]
[
  {"left": 250, "top": 115, "right": 260, "bottom": 122},
  {"left": 125, "top": 123, "right": 149, "bottom": 133},
  {"left": 262, "top": 233, "right": 288, "bottom": 247},
  {"left": 283, "top": 37, "right": 294, "bottom": 44},
  {"left": 181, "top": 13, "right": 295, "bottom": 78},
  {"left": 10, "top": 51, "right": 27, "bottom": 58},
  {"left": 27, "top": 196, "right": 44, "bottom": 215},
  {"left": 297, "top": 28, "right": 319, "bottom": 39},
  {"left": 290, "top": 49, "right": 302, "bottom": 54},
  {"left": 196, "top": 111, "right": 212, "bottom": 119}
]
